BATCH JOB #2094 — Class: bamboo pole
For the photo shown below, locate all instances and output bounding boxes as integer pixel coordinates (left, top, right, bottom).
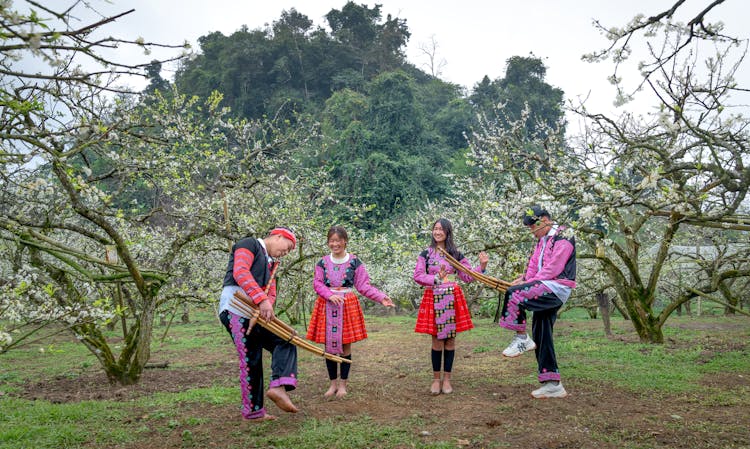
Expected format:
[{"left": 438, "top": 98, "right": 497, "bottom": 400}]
[{"left": 435, "top": 247, "right": 511, "bottom": 292}]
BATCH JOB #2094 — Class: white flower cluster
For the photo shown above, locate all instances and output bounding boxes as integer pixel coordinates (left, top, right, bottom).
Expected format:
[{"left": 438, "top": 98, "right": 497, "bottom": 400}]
[
  {"left": 0, "top": 331, "right": 12, "bottom": 352},
  {"left": 0, "top": 265, "right": 114, "bottom": 328}
]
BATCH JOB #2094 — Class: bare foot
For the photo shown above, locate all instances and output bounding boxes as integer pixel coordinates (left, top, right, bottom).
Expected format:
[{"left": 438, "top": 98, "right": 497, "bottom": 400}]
[
  {"left": 441, "top": 378, "right": 453, "bottom": 394},
  {"left": 266, "top": 387, "right": 299, "bottom": 413},
  {"left": 335, "top": 381, "right": 348, "bottom": 398},
  {"left": 324, "top": 381, "right": 338, "bottom": 399},
  {"left": 430, "top": 379, "right": 441, "bottom": 395},
  {"left": 245, "top": 413, "right": 277, "bottom": 422}
]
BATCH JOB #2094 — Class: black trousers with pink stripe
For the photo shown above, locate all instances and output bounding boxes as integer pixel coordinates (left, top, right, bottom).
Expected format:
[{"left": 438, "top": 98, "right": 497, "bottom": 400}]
[
  {"left": 219, "top": 310, "right": 297, "bottom": 419},
  {"left": 498, "top": 281, "right": 564, "bottom": 382}
]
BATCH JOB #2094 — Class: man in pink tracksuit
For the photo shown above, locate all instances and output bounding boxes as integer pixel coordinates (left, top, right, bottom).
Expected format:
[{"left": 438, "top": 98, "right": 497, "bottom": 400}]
[{"left": 498, "top": 205, "right": 576, "bottom": 399}]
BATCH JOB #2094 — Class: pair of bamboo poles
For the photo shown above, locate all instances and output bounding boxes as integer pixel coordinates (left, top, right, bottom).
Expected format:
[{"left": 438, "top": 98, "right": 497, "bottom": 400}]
[
  {"left": 230, "top": 289, "right": 351, "bottom": 364},
  {"left": 435, "top": 246, "right": 512, "bottom": 292}
]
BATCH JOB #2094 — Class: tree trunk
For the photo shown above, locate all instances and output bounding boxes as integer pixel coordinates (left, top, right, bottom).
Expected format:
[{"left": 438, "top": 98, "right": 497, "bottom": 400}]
[
  {"left": 631, "top": 314, "right": 664, "bottom": 343},
  {"left": 95, "top": 298, "right": 157, "bottom": 385},
  {"left": 130, "top": 304, "right": 155, "bottom": 382},
  {"left": 718, "top": 281, "right": 737, "bottom": 316},
  {"left": 181, "top": 304, "right": 190, "bottom": 324},
  {"left": 684, "top": 299, "right": 692, "bottom": 315},
  {"left": 622, "top": 289, "right": 664, "bottom": 343},
  {"left": 597, "top": 291, "right": 612, "bottom": 336}
]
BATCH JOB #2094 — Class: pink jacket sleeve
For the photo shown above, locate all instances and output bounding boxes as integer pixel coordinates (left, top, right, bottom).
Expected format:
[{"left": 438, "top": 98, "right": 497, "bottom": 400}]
[
  {"left": 413, "top": 253, "right": 438, "bottom": 287},
  {"left": 312, "top": 263, "right": 334, "bottom": 300},
  {"left": 455, "top": 255, "right": 480, "bottom": 284},
  {"left": 524, "top": 240, "right": 542, "bottom": 281}
]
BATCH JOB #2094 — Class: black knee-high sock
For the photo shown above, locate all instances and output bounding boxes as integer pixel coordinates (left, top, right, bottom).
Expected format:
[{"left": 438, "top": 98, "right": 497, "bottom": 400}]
[
  {"left": 443, "top": 349, "right": 455, "bottom": 373},
  {"left": 326, "top": 358, "right": 338, "bottom": 380},
  {"left": 431, "top": 349, "right": 442, "bottom": 372},
  {"left": 339, "top": 354, "right": 352, "bottom": 380}
]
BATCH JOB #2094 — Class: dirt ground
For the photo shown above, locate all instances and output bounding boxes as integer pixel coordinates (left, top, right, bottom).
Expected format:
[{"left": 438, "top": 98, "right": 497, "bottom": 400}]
[{"left": 16, "top": 318, "right": 750, "bottom": 449}]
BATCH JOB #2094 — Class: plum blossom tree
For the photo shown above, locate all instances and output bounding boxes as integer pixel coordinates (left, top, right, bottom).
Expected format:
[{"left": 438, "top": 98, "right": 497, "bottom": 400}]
[
  {"left": 0, "top": 1, "right": 191, "bottom": 363},
  {"left": 0, "top": 2, "right": 330, "bottom": 384},
  {"left": 466, "top": 1, "right": 750, "bottom": 343}
]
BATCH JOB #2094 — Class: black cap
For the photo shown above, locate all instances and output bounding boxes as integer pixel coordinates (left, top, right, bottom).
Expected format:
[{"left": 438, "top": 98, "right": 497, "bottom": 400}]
[{"left": 522, "top": 205, "right": 550, "bottom": 226}]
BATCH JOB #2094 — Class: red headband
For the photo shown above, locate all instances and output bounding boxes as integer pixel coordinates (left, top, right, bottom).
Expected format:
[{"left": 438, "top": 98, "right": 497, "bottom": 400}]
[{"left": 270, "top": 228, "right": 296, "bottom": 248}]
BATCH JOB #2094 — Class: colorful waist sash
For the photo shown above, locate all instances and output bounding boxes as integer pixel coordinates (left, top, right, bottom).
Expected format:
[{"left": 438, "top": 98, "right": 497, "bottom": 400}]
[
  {"left": 432, "top": 282, "right": 457, "bottom": 340},
  {"left": 325, "top": 288, "right": 353, "bottom": 355}
]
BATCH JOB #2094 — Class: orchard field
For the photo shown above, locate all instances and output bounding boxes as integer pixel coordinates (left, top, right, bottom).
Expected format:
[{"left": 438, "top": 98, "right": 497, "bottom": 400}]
[{"left": 1, "top": 309, "right": 749, "bottom": 449}]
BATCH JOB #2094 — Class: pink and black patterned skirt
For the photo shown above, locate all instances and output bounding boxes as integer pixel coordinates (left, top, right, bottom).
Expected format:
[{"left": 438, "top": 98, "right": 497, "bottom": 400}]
[{"left": 414, "top": 284, "right": 473, "bottom": 337}]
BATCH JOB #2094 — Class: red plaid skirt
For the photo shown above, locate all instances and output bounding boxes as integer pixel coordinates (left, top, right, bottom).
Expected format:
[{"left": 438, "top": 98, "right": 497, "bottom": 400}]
[
  {"left": 414, "top": 285, "right": 474, "bottom": 335},
  {"left": 306, "top": 293, "right": 368, "bottom": 344}
]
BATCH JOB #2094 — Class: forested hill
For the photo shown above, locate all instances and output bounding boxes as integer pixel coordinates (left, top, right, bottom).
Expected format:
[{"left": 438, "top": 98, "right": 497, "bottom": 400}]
[{"left": 167, "top": 1, "right": 565, "bottom": 229}]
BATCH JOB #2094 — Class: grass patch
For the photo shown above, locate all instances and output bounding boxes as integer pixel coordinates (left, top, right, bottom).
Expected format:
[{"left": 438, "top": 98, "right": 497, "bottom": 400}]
[
  {"left": 561, "top": 328, "right": 749, "bottom": 394},
  {"left": 561, "top": 332, "right": 704, "bottom": 393},
  {"left": 0, "top": 398, "right": 134, "bottom": 449},
  {"left": 134, "top": 385, "right": 236, "bottom": 409},
  {"left": 0, "top": 338, "right": 97, "bottom": 387}
]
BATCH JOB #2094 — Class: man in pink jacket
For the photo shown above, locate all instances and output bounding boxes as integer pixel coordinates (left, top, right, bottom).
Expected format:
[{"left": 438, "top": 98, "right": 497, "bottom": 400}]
[{"left": 498, "top": 205, "right": 576, "bottom": 399}]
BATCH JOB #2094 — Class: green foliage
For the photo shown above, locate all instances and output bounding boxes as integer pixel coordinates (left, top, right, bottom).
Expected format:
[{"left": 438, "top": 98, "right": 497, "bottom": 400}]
[
  {"left": 171, "top": 5, "right": 499, "bottom": 230},
  {"left": 175, "top": 3, "right": 410, "bottom": 122},
  {"left": 143, "top": 60, "right": 172, "bottom": 97},
  {"left": 470, "top": 55, "right": 565, "bottom": 138},
  {"left": 310, "top": 70, "right": 463, "bottom": 228}
]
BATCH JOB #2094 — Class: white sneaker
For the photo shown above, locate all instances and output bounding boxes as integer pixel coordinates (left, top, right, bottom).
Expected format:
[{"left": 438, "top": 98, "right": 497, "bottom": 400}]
[
  {"left": 531, "top": 382, "right": 568, "bottom": 399},
  {"left": 501, "top": 334, "right": 536, "bottom": 357}
]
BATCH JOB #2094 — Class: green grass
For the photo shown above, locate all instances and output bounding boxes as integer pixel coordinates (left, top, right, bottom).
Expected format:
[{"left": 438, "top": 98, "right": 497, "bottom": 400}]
[
  {"left": 135, "top": 385, "right": 236, "bottom": 409},
  {"left": 560, "top": 329, "right": 703, "bottom": 393},
  {"left": 0, "top": 398, "right": 133, "bottom": 449},
  {"left": 556, "top": 320, "right": 750, "bottom": 394},
  {"left": 0, "top": 385, "right": 239, "bottom": 449},
  {"left": 461, "top": 312, "right": 750, "bottom": 399},
  {"left": 0, "top": 394, "right": 479, "bottom": 449}
]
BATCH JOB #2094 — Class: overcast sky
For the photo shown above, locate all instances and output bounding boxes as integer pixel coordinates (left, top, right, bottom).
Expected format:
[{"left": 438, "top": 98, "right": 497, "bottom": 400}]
[{"left": 80, "top": 0, "right": 749, "bottom": 122}]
